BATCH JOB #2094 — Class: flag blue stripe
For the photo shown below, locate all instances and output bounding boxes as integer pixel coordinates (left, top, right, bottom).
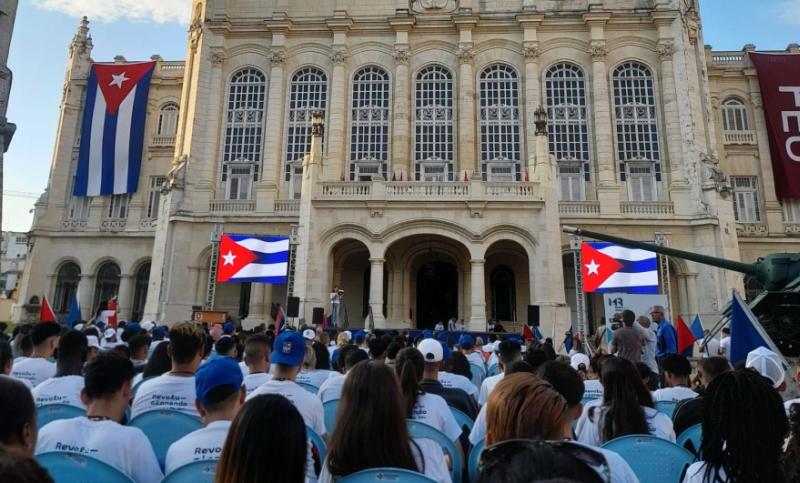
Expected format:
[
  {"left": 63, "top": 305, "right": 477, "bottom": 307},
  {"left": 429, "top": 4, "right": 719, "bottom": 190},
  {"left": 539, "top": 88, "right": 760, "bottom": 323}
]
[
  {"left": 589, "top": 241, "right": 658, "bottom": 255},
  {"left": 617, "top": 258, "right": 658, "bottom": 273},
  {"left": 229, "top": 234, "right": 289, "bottom": 244},
  {"left": 126, "top": 69, "right": 153, "bottom": 193},
  {"left": 228, "top": 275, "right": 289, "bottom": 284},
  {"left": 74, "top": 70, "right": 98, "bottom": 197},
  {"left": 594, "top": 285, "right": 659, "bottom": 294},
  {"left": 252, "top": 252, "right": 289, "bottom": 265},
  {"left": 100, "top": 110, "right": 118, "bottom": 195}
]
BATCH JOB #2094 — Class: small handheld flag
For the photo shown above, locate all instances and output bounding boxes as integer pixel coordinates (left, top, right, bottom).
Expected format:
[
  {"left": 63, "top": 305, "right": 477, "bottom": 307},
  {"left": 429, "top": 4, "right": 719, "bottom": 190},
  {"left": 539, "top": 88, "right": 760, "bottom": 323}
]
[
  {"left": 67, "top": 290, "right": 81, "bottom": 329},
  {"left": 676, "top": 316, "right": 697, "bottom": 356},
  {"left": 729, "top": 291, "right": 780, "bottom": 365},
  {"left": 521, "top": 324, "right": 534, "bottom": 340},
  {"left": 217, "top": 234, "right": 289, "bottom": 284},
  {"left": 40, "top": 295, "right": 56, "bottom": 323},
  {"left": 690, "top": 315, "right": 705, "bottom": 340},
  {"left": 581, "top": 242, "right": 658, "bottom": 294}
]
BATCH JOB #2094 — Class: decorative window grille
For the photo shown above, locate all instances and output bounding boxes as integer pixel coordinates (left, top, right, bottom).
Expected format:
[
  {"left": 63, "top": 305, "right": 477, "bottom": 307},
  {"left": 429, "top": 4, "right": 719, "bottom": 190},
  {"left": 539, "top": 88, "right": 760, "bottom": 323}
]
[
  {"left": 625, "top": 161, "right": 658, "bottom": 202},
  {"left": 68, "top": 175, "right": 91, "bottom": 220},
  {"left": 613, "top": 62, "right": 661, "bottom": 182},
  {"left": 479, "top": 64, "right": 521, "bottom": 181},
  {"left": 225, "top": 163, "right": 255, "bottom": 201},
  {"left": 157, "top": 103, "right": 180, "bottom": 136},
  {"left": 558, "top": 162, "right": 585, "bottom": 201},
  {"left": 783, "top": 199, "right": 800, "bottom": 223},
  {"left": 107, "top": 194, "right": 131, "bottom": 219},
  {"left": 286, "top": 67, "right": 328, "bottom": 184},
  {"left": 350, "top": 66, "right": 390, "bottom": 181},
  {"left": 131, "top": 262, "right": 151, "bottom": 322},
  {"left": 721, "top": 98, "right": 750, "bottom": 131},
  {"left": 731, "top": 176, "right": 762, "bottom": 223},
  {"left": 146, "top": 176, "right": 166, "bottom": 219},
  {"left": 53, "top": 262, "right": 80, "bottom": 314},
  {"left": 415, "top": 65, "right": 454, "bottom": 181},
  {"left": 223, "top": 69, "right": 266, "bottom": 172}
]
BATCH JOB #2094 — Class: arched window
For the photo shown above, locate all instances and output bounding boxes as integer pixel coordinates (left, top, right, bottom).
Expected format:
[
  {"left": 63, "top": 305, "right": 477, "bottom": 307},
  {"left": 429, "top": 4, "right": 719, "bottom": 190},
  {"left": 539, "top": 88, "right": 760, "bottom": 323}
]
[
  {"left": 491, "top": 266, "right": 516, "bottom": 321},
  {"left": 130, "top": 262, "right": 150, "bottom": 322},
  {"left": 414, "top": 65, "right": 454, "bottom": 181},
  {"left": 156, "top": 103, "right": 179, "bottom": 137},
  {"left": 545, "top": 63, "right": 590, "bottom": 201},
  {"left": 222, "top": 69, "right": 266, "bottom": 200},
  {"left": 93, "top": 262, "right": 120, "bottom": 314},
  {"left": 350, "top": 66, "right": 390, "bottom": 181},
  {"left": 722, "top": 98, "right": 750, "bottom": 131},
  {"left": 286, "top": 67, "right": 328, "bottom": 197},
  {"left": 612, "top": 62, "right": 661, "bottom": 202},
  {"left": 479, "top": 64, "right": 521, "bottom": 182},
  {"left": 53, "top": 262, "right": 81, "bottom": 314}
]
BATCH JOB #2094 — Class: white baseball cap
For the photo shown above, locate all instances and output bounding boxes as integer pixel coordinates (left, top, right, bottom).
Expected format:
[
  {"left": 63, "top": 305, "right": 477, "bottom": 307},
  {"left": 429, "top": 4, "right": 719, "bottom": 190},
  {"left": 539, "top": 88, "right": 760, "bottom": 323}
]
[
  {"left": 745, "top": 347, "right": 785, "bottom": 388},
  {"left": 86, "top": 335, "right": 101, "bottom": 350},
  {"left": 570, "top": 353, "right": 590, "bottom": 371},
  {"left": 74, "top": 323, "right": 84, "bottom": 331},
  {"left": 343, "top": 330, "right": 353, "bottom": 341},
  {"left": 104, "top": 328, "right": 116, "bottom": 339},
  {"left": 418, "top": 339, "right": 444, "bottom": 363},
  {"left": 302, "top": 329, "right": 316, "bottom": 341},
  {"left": 141, "top": 321, "right": 155, "bottom": 332}
]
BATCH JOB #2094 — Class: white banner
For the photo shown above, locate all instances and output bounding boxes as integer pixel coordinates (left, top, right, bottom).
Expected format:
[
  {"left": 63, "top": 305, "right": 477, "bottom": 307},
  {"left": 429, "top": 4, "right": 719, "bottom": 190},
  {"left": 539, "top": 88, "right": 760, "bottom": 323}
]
[{"left": 603, "top": 293, "right": 670, "bottom": 327}]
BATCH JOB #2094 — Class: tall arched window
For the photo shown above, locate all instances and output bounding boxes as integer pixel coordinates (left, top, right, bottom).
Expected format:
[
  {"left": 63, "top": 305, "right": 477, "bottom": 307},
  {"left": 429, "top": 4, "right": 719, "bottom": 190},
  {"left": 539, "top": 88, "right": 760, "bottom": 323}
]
[
  {"left": 53, "top": 262, "right": 81, "bottom": 314},
  {"left": 222, "top": 69, "right": 266, "bottom": 200},
  {"left": 93, "top": 262, "right": 120, "bottom": 314},
  {"left": 491, "top": 266, "right": 516, "bottom": 321},
  {"left": 415, "top": 65, "right": 454, "bottom": 181},
  {"left": 545, "top": 63, "right": 590, "bottom": 201},
  {"left": 156, "top": 103, "right": 179, "bottom": 138},
  {"left": 721, "top": 98, "right": 750, "bottom": 131},
  {"left": 612, "top": 62, "right": 661, "bottom": 202},
  {"left": 479, "top": 64, "right": 521, "bottom": 182},
  {"left": 286, "top": 67, "right": 328, "bottom": 197},
  {"left": 131, "top": 262, "right": 150, "bottom": 322},
  {"left": 350, "top": 66, "right": 390, "bottom": 181}
]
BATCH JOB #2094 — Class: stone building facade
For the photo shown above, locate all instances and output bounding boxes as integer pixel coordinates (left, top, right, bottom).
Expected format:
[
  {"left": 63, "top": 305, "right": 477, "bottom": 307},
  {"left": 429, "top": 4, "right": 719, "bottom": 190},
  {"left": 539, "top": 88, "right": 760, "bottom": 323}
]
[{"left": 15, "top": 0, "right": 800, "bottom": 337}]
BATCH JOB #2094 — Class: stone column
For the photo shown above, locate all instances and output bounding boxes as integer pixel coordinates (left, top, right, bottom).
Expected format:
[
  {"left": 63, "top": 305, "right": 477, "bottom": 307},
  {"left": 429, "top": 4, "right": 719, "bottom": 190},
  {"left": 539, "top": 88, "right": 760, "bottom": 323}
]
[
  {"left": 248, "top": 283, "right": 266, "bottom": 321},
  {"left": 656, "top": 41, "right": 687, "bottom": 187},
  {"left": 368, "top": 258, "right": 386, "bottom": 328},
  {"left": 517, "top": 13, "right": 543, "bottom": 176},
  {"left": 469, "top": 259, "right": 486, "bottom": 331},
  {"left": 78, "top": 274, "right": 95, "bottom": 319},
  {"left": 117, "top": 274, "right": 133, "bottom": 321},
  {"left": 389, "top": 16, "right": 414, "bottom": 180},
  {"left": 457, "top": 49, "right": 476, "bottom": 177},
  {"left": 259, "top": 47, "right": 286, "bottom": 198},
  {"left": 326, "top": 48, "right": 348, "bottom": 181}
]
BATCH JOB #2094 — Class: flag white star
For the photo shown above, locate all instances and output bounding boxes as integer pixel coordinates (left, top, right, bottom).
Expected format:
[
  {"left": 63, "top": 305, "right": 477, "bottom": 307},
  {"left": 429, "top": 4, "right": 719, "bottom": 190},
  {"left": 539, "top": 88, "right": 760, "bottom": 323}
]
[
  {"left": 109, "top": 72, "right": 130, "bottom": 89},
  {"left": 585, "top": 259, "right": 601, "bottom": 276},
  {"left": 222, "top": 250, "right": 237, "bottom": 266}
]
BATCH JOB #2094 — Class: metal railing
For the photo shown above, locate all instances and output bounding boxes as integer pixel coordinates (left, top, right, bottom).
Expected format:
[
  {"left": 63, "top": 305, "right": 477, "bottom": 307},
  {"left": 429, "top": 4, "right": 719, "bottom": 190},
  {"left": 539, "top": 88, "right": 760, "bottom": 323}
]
[
  {"left": 620, "top": 202, "right": 675, "bottom": 216},
  {"left": 723, "top": 131, "right": 757, "bottom": 145}
]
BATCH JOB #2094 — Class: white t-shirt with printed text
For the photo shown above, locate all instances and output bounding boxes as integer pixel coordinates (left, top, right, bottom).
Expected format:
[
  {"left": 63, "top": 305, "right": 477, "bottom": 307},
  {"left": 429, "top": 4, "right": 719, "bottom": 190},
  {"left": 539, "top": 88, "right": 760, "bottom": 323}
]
[
  {"left": 11, "top": 357, "right": 56, "bottom": 388},
  {"left": 164, "top": 420, "right": 231, "bottom": 475},
  {"left": 478, "top": 373, "right": 504, "bottom": 405},
  {"left": 131, "top": 374, "right": 200, "bottom": 419},
  {"left": 438, "top": 371, "right": 478, "bottom": 397},
  {"left": 583, "top": 379, "right": 604, "bottom": 401},
  {"left": 317, "top": 373, "right": 346, "bottom": 403},
  {"left": 296, "top": 369, "right": 335, "bottom": 388},
  {"left": 652, "top": 386, "right": 698, "bottom": 403},
  {"left": 242, "top": 372, "right": 272, "bottom": 396},
  {"left": 33, "top": 375, "right": 85, "bottom": 408},
  {"left": 410, "top": 393, "right": 463, "bottom": 442},
  {"left": 576, "top": 405, "right": 676, "bottom": 447}
]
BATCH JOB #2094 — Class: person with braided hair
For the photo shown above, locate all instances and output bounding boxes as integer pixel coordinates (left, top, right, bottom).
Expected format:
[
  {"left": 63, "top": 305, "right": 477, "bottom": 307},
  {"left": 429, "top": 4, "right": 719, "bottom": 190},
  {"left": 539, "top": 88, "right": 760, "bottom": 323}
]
[
  {"left": 682, "top": 369, "right": 789, "bottom": 483},
  {"left": 783, "top": 403, "right": 800, "bottom": 482}
]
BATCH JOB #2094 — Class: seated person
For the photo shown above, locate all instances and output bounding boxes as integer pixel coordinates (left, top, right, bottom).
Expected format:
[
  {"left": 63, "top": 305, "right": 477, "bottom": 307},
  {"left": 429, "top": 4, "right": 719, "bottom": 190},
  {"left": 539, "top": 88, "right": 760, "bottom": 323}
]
[
  {"left": 10, "top": 322, "right": 59, "bottom": 388},
  {"left": 241, "top": 335, "right": 271, "bottom": 396},
  {"left": 0, "top": 376, "right": 38, "bottom": 456},
  {"left": 32, "top": 330, "right": 87, "bottom": 408},
  {"left": 417, "top": 339, "right": 478, "bottom": 419},
  {"left": 317, "top": 345, "right": 367, "bottom": 403},
  {"left": 652, "top": 354, "right": 697, "bottom": 402},
  {"left": 478, "top": 339, "right": 522, "bottom": 405},
  {"left": 673, "top": 357, "right": 731, "bottom": 437}
]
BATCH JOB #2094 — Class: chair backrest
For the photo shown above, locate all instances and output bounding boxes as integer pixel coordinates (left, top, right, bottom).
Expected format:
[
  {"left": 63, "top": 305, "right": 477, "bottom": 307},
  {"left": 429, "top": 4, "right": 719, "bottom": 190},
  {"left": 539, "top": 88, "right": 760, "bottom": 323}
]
[
  {"left": 162, "top": 460, "right": 218, "bottom": 483},
  {"left": 297, "top": 382, "right": 319, "bottom": 395},
  {"left": 37, "top": 451, "right": 134, "bottom": 483},
  {"left": 449, "top": 407, "right": 474, "bottom": 433},
  {"left": 406, "top": 420, "right": 463, "bottom": 483},
  {"left": 676, "top": 423, "right": 703, "bottom": 456},
  {"left": 601, "top": 434, "right": 694, "bottom": 483},
  {"left": 468, "top": 438, "right": 485, "bottom": 482},
  {"left": 339, "top": 467, "right": 437, "bottom": 482},
  {"left": 655, "top": 400, "right": 678, "bottom": 418},
  {"left": 469, "top": 363, "right": 486, "bottom": 387},
  {"left": 129, "top": 410, "right": 202, "bottom": 468},
  {"left": 36, "top": 404, "right": 85, "bottom": 429},
  {"left": 307, "top": 425, "right": 327, "bottom": 466},
  {"left": 323, "top": 399, "right": 339, "bottom": 434}
]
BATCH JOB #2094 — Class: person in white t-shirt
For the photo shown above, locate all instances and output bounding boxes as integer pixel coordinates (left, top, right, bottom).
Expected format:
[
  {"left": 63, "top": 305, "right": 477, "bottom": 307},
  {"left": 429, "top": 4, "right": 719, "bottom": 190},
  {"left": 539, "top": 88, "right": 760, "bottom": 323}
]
[
  {"left": 33, "top": 330, "right": 87, "bottom": 408},
  {"left": 478, "top": 339, "right": 522, "bottom": 405},
  {"left": 699, "top": 330, "right": 720, "bottom": 360},
  {"left": 164, "top": 356, "right": 245, "bottom": 475},
  {"left": 458, "top": 334, "right": 486, "bottom": 369},
  {"left": 36, "top": 351, "right": 163, "bottom": 482},
  {"left": 295, "top": 345, "right": 333, "bottom": 388},
  {"left": 718, "top": 327, "right": 731, "bottom": 359},
  {"left": 652, "top": 354, "right": 698, "bottom": 402},
  {"left": 241, "top": 335, "right": 272, "bottom": 396},
  {"left": 10, "top": 321, "right": 59, "bottom": 388},
  {"left": 132, "top": 321, "right": 206, "bottom": 418},
  {"left": 317, "top": 345, "right": 368, "bottom": 403}
]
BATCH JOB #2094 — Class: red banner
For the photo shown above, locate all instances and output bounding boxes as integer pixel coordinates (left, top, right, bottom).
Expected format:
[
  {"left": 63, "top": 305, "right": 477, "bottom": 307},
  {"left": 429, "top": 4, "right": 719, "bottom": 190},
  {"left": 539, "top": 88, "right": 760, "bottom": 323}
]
[{"left": 750, "top": 53, "right": 800, "bottom": 200}]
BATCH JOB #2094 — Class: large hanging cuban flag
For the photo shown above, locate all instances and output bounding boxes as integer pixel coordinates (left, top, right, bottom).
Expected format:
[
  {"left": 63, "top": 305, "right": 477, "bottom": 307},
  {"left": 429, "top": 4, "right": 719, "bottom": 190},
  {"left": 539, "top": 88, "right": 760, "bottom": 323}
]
[
  {"left": 581, "top": 242, "right": 659, "bottom": 294},
  {"left": 73, "top": 61, "right": 156, "bottom": 197},
  {"left": 217, "top": 234, "right": 290, "bottom": 284}
]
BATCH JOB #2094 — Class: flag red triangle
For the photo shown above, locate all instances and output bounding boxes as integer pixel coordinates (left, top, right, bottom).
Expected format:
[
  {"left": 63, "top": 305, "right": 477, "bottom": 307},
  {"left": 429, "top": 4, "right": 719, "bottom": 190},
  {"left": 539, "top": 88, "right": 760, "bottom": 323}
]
[
  {"left": 217, "top": 235, "right": 258, "bottom": 282},
  {"left": 94, "top": 62, "right": 156, "bottom": 114},
  {"left": 676, "top": 316, "right": 697, "bottom": 354},
  {"left": 580, "top": 243, "right": 624, "bottom": 292},
  {"left": 521, "top": 324, "right": 534, "bottom": 340},
  {"left": 40, "top": 295, "right": 56, "bottom": 323}
]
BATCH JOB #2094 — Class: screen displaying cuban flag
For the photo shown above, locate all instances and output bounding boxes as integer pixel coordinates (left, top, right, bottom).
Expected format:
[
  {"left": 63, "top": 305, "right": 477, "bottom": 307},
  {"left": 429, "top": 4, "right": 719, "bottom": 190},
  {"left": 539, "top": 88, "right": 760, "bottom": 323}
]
[
  {"left": 581, "top": 242, "right": 659, "bottom": 294},
  {"left": 217, "top": 234, "right": 289, "bottom": 284},
  {"left": 73, "top": 61, "right": 156, "bottom": 197}
]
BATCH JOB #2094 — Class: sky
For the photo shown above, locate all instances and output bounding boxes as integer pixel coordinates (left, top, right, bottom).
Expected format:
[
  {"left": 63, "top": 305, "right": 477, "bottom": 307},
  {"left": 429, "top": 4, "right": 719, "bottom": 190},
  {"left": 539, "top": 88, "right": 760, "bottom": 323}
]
[{"left": 3, "top": 0, "right": 800, "bottom": 232}]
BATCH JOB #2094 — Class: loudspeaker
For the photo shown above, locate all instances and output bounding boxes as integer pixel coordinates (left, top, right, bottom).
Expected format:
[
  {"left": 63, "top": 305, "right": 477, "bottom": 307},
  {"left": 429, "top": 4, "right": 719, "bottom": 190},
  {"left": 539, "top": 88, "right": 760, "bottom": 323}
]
[
  {"left": 527, "top": 305, "right": 540, "bottom": 327},
  {"left": 312, "top": 307, "right": 325, "bottom": 326},
  {"left": 287, "top": 297, "right": 300, "bottom": 318}
]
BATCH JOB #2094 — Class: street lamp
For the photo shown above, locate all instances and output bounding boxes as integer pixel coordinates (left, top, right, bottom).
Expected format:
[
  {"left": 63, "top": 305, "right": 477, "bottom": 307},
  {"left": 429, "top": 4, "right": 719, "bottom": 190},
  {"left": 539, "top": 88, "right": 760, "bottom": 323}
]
[{"left": 534, "top": 105, "right": 548, "bottom": 136}]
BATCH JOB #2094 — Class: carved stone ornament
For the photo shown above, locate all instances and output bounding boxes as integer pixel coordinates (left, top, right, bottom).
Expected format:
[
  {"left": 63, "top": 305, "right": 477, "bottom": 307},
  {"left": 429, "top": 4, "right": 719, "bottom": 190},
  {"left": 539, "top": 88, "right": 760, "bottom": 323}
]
[
  {"left": 456, "top": 46, "right": 474, "bottom": 63},
  {"left": 684, "top": 8, "right": 701, "bottom": 46},
  {"left": 164, "top": 155, "right": 188, "bottom": 193},
  {"left": 331, "top": 48, "right": 348, "bottom": 65},
  {"left": 411, "top": 0, "right": 457, "bottom": 13},
  {"left": 590, "top": 43, "right": 608, "bottom": 61},
  {"left": 269, "top": 49, "right": 286, "bottom": 66},
  {"left": 656, "top": 41, "right": 675, "bottom": 61},
  {"left": 699, "top": 152, "right": 731, "bottom": 196},
  {"left": 209, "top": 48, "right": 226, "bottom": 66},
  {"left": 523, "top": 45, "right": 541, "bottom": 61},
  {"left": 393, "top": 49, "right": 410, "bottom": 65}
]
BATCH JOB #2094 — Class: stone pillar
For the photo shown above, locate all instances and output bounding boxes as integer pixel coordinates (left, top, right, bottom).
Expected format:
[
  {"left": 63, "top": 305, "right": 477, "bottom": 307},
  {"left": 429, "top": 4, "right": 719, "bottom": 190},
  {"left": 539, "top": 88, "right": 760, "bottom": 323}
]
[
  {"left": 325, "top": 48, "right": 348, "bottom": 181},
  {"left": 748, "top": 76, "right": 784, "bottom": 231},
  {"left": 248, "top": 283, "right": 266, "bottom": 320},
  {"left": 117, "top": 274, "right": 133, "bottom": 321},
  {"left": 78, "top": 274, "right": 95, "bottom": 319},
  {"left": 389, "top": 16, "right": 414, "bottom": 180},
  {"left": 518, "top": 14, "right": 543, "bottom": 175},
  {"left": 368, "top": 258, "right": 386, "bottom": 328},
  {"left": 454, "top": 17, "right": 478, "bottom": 177},
  {"left": 656, "top": 41, "right": 687, "bottom": 187},
  {"left": 469, "top": 259, "right": 487, "bottom": 331},
  {"left": 260, "top": 48, "right": 286, "bottom": 192}
]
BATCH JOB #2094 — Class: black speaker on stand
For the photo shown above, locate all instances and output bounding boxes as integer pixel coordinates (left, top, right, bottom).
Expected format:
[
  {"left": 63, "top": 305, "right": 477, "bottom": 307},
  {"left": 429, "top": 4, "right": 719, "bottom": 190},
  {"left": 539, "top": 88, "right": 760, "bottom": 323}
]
[
  {"left": 527, "top": 305, "right": 540, "bottom": 327},
  {"left": 312, "top": 307, "right": 325, "bottom": 326},
  {"left": 287, "top": 297, "right": 300, "bottom": 318}
]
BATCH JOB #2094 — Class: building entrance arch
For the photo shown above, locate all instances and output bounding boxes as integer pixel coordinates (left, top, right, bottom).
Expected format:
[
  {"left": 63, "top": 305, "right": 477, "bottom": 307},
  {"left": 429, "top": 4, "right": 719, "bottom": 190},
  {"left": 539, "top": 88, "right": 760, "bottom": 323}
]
[{"left": 416, "top": 261, "right": 458, "bottom": 330}]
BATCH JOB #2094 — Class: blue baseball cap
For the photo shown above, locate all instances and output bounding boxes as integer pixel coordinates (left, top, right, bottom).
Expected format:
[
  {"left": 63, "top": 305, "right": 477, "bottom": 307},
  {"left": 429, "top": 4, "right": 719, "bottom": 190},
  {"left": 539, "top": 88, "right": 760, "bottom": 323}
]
[
  {"left": 354, "top": 331, "right": 366, "bottom": 343},
  {"left": 458, "top": 334, "right": 475, "bottom": 346},
  {"left": 422, "top": 330, "right": 433, "bottom": 339},
  {"left": 270, "top": 331, "right": 306, "bottom": 367},
  {"left": 195, "top": 356, "right": 243, "bottom": 406},
  {"left": 127, "top": 322, "right": 142, "bottom": 333},
  {"left": 223, "top": 322, "right": 234, "bottom": 334}
]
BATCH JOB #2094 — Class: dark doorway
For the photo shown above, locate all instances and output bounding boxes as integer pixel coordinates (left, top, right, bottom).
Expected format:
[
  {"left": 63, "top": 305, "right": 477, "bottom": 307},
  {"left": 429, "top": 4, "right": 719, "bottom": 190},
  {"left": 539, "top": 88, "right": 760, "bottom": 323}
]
[
  {"left": 491, "top": 266, "right": 516, "bottom": 321},
  {"left": 416, "top": 261, "right": 458, "bottom": 330}
]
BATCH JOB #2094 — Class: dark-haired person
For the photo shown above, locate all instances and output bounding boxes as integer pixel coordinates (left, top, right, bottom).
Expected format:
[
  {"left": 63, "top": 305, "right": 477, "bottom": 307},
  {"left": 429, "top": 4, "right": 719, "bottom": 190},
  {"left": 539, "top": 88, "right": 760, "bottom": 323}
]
[
  {"left": 320, "top": 361, "right": 450, "bottom": 482},
  {"left": 367, "top": 335, "right": 390, "bottom": 363},
  {"left": 317, "top": 344, "right": 367, "bottom": 403},
  {"left": 476, "top": 440, "right": 604, "bottom": 483},
  {"left": 0, "top": 339, "right": 15, "bottom": 376},
  {"left": 128, "top": 334, "right": 151, "bottom": 372},
  {"left": 576, "top": 357, "right": 675, "bottom": 446},
  {"left": 682, "top": 370, "right": 788, "bottom": 483},
  {"left": 0, "top": 376, "right": 38, "bottom": 455},
  {"left": 417, "top": 339, "right": 478, "bottom": 419},
  {"left": 439, "top": 351, "right": 478, "bottom": 400},
  {"left": 215, "top": 394, "right": 308, "bottom": 483},
  {"left": 32, "top": 330, "right": 87, "bottom": 408},
  {"left": 784, "top": 404, "right": 800, "bottom": 482},
  {"left": 133, "top": 339, "right": 173, "bottom": 387},
  {"left": 478, "top": 339, "right": 522, "bottom": 405},
  {"left": 215, "top": 336, "right": 238, "bottom": 359},
  {"left": 36, "top": 351, "right": 163, "bottom": 482},
  {"left": 0, "top": 444, "right": 54, "bottom": 483},
  {"left": 10, "top": 321, "right": 60, "bottom": 387},
  {"left": 132, "top": 321, "right": 206, "bottom": 418},
  {"left": 165, "top": 357, "right": 245, "bottom": 475},
  {"left": 673, "top": 357, "right": 732, "bottom": 436},
  {"left": 610, "top": 309, "right": 645, "bottom": 364},
  {"left": 242, "top": 335, "right": 271, "bottom": 396},
  {"left": 653, "top": 354, "right": 697, "bottom": 402},
  {"left": 718, "top": 326, "right": 731, "bottom": 359},
  {"left": 459, "top": 334, "right": 485, "bottom": 368}
]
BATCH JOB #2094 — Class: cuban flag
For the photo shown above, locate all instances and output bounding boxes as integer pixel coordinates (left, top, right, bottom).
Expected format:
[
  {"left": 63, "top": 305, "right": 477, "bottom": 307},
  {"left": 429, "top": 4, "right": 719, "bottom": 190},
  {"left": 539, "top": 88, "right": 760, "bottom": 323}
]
[
  {"left": 217, "top": 234, "right": 289, "bottom": 284},
  {"left": 581, "top": 242, "right": 659, "bottom": 294},
  {"left": 74, "top": 62, "right": 156, "bottom": 197}
]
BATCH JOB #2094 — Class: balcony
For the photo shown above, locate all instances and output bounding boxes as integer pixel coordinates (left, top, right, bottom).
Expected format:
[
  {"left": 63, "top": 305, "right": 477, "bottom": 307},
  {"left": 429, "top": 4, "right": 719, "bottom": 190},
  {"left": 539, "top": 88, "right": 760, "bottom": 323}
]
[
  {"left": 723, "top": 130, "right": 757, "bottom": 145},
  {"left": 317, "top": 180, "right": 541, "bottom": 203},
  {"left": 209, "top": 199, "right": 256, "bottom": 215},
  {"left": 275, "top": 200, "right": 300, "bottom": 215},
  {"left": 100, "top": 218, "right": 127, "bottom": 232},
  {"left": 156, "top": 62, "right": 184, "bottom": 77},
  {"left": 151, "top": 135, "right": 176, "bottom": 147},
  {"left": 559, "top": 201, "right": 600, "bottom": 216},
  {"left": 620, "top": 202, "right": 675, "bottom": 216}
]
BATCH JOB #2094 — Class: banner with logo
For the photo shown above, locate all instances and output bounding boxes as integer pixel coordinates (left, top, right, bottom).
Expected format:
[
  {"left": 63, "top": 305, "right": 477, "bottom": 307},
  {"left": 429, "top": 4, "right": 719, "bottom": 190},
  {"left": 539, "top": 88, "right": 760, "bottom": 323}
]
[
  {"left": 750, "top": 53, "right": 800, "bottom": 200},
  {"left": 602, "top": 293, "right": 670, "bottom": 328}
]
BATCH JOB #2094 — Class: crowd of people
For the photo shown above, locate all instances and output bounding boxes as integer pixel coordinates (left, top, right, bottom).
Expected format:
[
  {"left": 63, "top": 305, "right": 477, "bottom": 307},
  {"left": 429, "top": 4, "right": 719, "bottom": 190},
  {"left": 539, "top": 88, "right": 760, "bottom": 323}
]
[{"left": 0, "top": 309, "right": 798, "bottom": 482}]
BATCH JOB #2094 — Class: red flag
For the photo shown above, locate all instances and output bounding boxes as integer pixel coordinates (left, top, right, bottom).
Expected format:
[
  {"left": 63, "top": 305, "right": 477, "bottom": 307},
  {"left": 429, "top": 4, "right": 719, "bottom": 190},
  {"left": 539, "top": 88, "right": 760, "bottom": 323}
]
[
  {"left": 463, "top": 171, "right": 469, "bottom": 182},
  {"left": 107, "top": 299, "right": 118, "bottom": 329},
  {"left": 521, "top": 324, "right": 534, "bottom": 340},
  {"left": 676, "top": 316, "right": 697, "bottom": 354},
  {"left": 40, "top": 295, "right": 56, "bottom": 323},
  {"left": 524, "top": 170, "right": 530, "bottom": 182}
]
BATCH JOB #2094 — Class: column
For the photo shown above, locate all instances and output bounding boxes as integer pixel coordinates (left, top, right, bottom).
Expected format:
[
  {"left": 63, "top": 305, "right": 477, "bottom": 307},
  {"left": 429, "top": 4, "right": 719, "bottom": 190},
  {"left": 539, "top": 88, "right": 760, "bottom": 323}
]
[
  {"left": 260, "top": 47, "right": 286, "bottom": 188},
  {"left": 522, "top": 44, "right": 541, "bottom": 175},
  {"left": 389, "top": 16, "right": 414, "bottom": 180},
  {"left": 368, "top": 258, "right": 386, "bottom": 328},
  {"left": 657, "top": 41, "right": 687, "bottom": 186},
  {"left": 457, "top": 46, "right": 476, "bottom": 176},
  {"left": 248, "top": 283, "right": 266, "bottom": 321},
  {"left": 117, "top": 274, "right": 133, "bottom": 321},
  {"left": 325, "top": 48, "right": 348, "bottom": 181},
  {"left": 78, "top": 274, "right": 94, "bottom": 320},
  {"left": 590, "top": 42, "right": 614, "bottom": 186},
  {"left": 469, "top": 259, "right": 486, "bottom": 331}
]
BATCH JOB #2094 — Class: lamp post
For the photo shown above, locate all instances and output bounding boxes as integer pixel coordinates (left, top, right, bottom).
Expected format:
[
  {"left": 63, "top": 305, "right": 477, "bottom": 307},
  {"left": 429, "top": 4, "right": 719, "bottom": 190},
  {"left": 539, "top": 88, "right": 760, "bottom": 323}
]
[{"left": 534, "top": 105, "right": 548, "bottom": 136}]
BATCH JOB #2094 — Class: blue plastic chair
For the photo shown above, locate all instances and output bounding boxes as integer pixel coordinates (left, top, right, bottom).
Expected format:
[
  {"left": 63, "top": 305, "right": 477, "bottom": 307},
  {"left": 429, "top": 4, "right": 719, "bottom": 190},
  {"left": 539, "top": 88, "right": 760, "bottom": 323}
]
[
  {"left": 468, "top": 438, "right": 485, "bottom": 482},
  {"left": 601, "top": 435, "right": 694, "bottom": 483},
  {"left": 162, "top": 459, "right": 218, "bottom": 483},
  {"left": 36, "top": 404, "right": 85, "bottom": 429},
  {"left": 339, "top": 467, "right": 436, "bottom": 482},
  {"left": 406, "top": 420, "right": 463, "bottom": 483},
  {"left": 323, "top": 399, "right": 339, "bottom": 433},
  {"left": 449, "top": 407, "right": 474, "bottom": 432},
  {"left": 37, "top": 451, "right": 134, "bottom": 483},
  {"left": 307, "top": 425, "right": 327, "bottom": 467},
  {"left": 129, "top": 410, "right": 202, "bottom": 468},
  {"left": 655, "top": 400, "right": 678, "bottom": 418},
  {"left": 297, "top": 382, "right": 319, "bottom": 395},
  {"left": 487, "top": 363, "right": 500, "bottom": 377},
  {"left": 676, "top": 423, "right": 703, "bottom": 456},
  {"left": 469, "top": 363, "right": 486, "bottom": 388}
]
